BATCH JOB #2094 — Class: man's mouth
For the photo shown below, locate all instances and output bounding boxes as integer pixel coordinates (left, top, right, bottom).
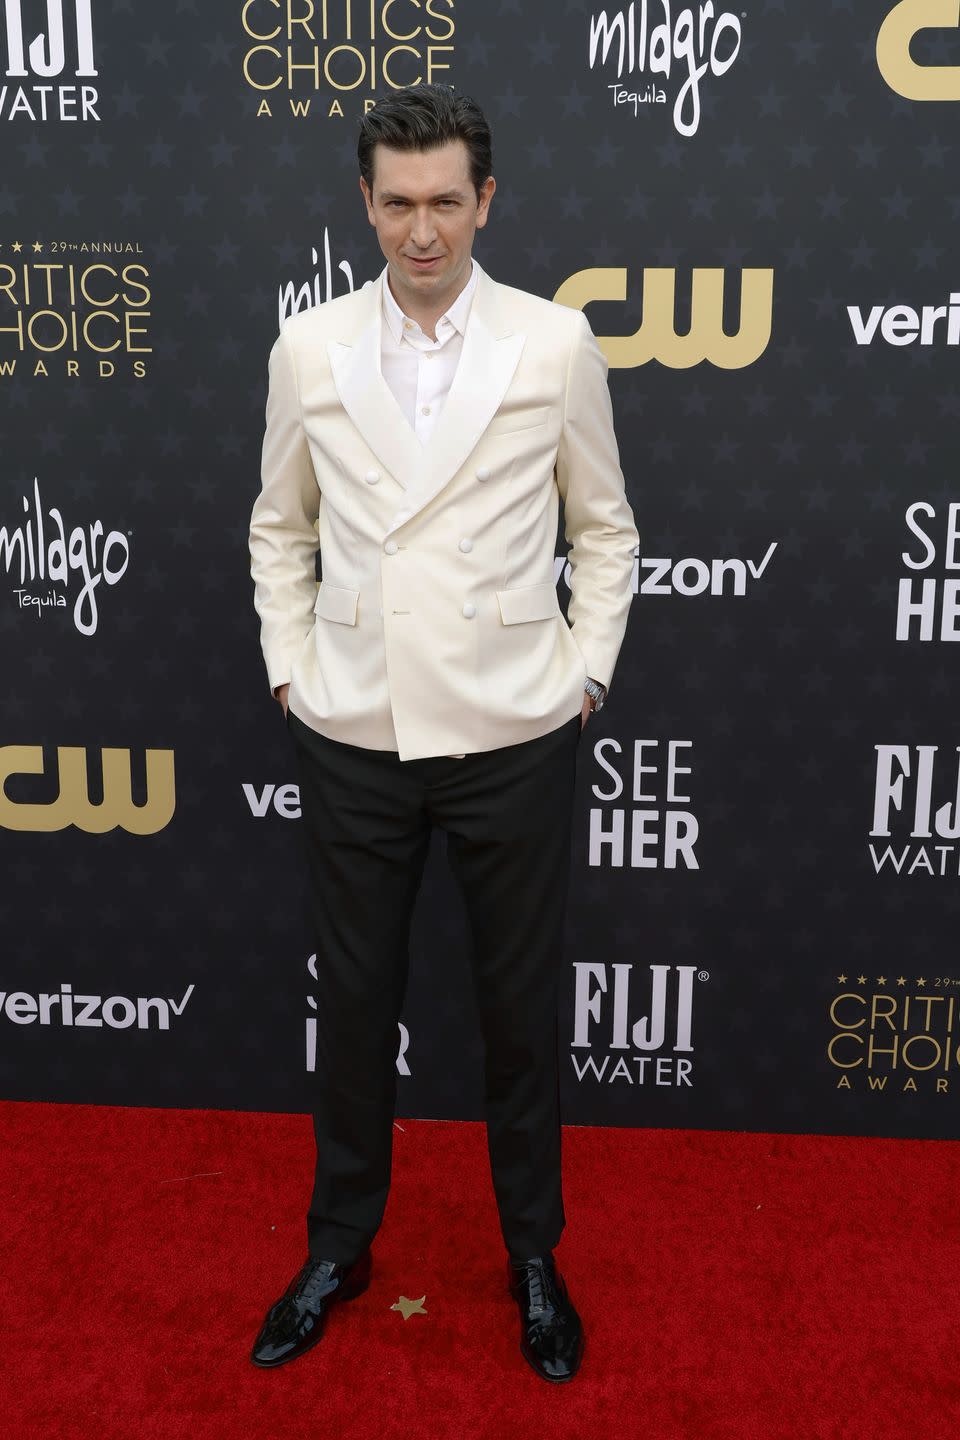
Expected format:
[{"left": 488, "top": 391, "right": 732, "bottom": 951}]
[{"left": 407, "top": 255, "right": 442, "bottom": 269}]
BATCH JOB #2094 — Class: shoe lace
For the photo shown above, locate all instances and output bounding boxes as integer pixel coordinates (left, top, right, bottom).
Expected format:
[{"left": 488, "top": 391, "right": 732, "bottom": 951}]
[
  {"left": 511, "top": 1258, "right": 566, "bottom": 1337},
  {"left": 291, "top": 1257, "right": 335, "bottom": 1308}
]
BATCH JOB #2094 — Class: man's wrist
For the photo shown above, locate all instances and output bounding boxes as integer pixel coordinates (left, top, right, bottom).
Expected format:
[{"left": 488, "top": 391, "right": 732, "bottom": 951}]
[{"left": 584, "top": 677, "right": 607, "bottom": 711}]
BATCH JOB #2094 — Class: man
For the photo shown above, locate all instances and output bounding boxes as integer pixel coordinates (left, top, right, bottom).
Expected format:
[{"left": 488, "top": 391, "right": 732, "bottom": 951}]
[{"left": 247, "top": 84, "right": 638, "bottom": 1382}]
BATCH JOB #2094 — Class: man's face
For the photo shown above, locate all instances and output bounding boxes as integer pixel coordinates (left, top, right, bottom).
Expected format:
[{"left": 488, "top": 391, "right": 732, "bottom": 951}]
[{"left": 359, "top": 138, "right": 495, "bottom": 312}]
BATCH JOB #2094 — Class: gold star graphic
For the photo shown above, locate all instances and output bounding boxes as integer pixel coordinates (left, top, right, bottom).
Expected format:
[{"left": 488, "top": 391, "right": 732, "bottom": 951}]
[
  {"left": 12, "top": 240, "right": 22, "bottom": 252},
  {"left": 896, "top": 977, "right": 907, "bottom": 986},
  {"left": 857, "top": 975, "right": 867, "bottom": 985},
  {"left": 917, "top": 977, "right": 927, "bottom": 988},
  {"left": 32, "top": 239, "right": 42, "bottom": 251},
  {"left": 837, "top": 974, "right": 848, "bottom": 984},
  {"left": 876, "top": 976, "right": 887, "bottom": 986},
  {"left": 391, "top": 1295, "right": 427, "bottom": 1321}
]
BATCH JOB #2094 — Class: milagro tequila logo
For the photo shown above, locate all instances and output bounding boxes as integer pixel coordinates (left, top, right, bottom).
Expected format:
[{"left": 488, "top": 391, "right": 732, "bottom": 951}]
[
  {"left": 588, "top": 3, "right": 743, "bottom": 137},
  {"left": 1, "top": 477, "right": 130, "bottom": 634},
  {"left": 278, "top": 228, "right": 357, "bottom": 328}
]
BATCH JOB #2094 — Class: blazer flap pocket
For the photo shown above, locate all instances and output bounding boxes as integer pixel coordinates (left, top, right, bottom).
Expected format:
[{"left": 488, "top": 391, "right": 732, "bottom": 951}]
[
  {"left": 486, "top": 405, "right": 551, "bottom": 436},
  {"left": 496, "top": 581, "right": 561, "bottom": 625},
  {"left": 314, "top": 582, "right": 359, "bottom": 626}
]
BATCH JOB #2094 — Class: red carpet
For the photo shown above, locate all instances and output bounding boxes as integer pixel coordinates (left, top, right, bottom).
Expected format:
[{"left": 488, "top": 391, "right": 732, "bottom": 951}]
[{"left": 1, "top": 1102, "right": 959, "bottom": 1440}]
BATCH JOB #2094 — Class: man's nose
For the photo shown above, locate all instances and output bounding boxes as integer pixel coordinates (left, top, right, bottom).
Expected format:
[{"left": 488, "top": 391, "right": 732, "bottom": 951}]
[{"left": 409, "top": 208, "right": 438, "bottom": 248}]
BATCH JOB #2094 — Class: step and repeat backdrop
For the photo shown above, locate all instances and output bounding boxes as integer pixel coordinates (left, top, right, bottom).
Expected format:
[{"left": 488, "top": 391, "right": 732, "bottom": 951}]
[{"left": 2, "top": 2, "right": 958, "bottom": 1140}]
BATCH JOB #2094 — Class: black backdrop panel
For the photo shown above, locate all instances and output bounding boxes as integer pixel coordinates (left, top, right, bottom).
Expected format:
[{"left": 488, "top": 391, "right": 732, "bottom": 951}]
[{"left": 2, "top": 2, "right": 959, "bottom": 1139}]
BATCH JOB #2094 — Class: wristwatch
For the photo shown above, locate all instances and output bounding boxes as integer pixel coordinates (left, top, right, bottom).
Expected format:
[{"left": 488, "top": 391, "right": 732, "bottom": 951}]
[{"left": 583, "top": 677, "right": 607, "bottom": 712}]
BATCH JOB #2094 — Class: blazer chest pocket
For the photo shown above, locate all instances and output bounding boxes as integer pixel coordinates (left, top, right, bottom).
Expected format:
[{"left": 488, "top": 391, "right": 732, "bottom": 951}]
[
  {"left": 314, "top": 582, "right": 359, "bottom": 625},
  {"left": 496, "top": 581, "right": 561, "bottom": 625},
  {"left": 485, "top": 405, "right": 551, "bottom": 436}
]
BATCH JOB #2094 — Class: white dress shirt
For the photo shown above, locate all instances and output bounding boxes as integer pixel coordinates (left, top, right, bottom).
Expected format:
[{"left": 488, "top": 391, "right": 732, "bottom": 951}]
[
  {"left": 379, "top": 257, "right": 478, "bottom": 445},
  {"left": 379, "top": 260, "right": 479, "bottom": 759}
]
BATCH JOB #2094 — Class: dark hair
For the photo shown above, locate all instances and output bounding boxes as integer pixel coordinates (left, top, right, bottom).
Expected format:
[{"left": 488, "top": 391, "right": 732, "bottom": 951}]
[{"left": 358, "top": 84, "right": 493, "bottom": 201}]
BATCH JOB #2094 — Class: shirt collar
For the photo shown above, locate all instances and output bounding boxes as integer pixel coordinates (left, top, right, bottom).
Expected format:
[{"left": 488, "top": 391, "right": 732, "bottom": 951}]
[{"left": 381, "top": 257, "right": 478, "bottom": 345}]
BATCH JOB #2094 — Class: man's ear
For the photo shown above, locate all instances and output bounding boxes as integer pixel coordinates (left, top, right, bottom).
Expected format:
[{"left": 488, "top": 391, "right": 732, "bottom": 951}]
[
  {"left": 359, "top": 175, "right": 376, "bottom": 225},
  {"left": 475, "top": 175, "right": 496, "bottom": 230}
]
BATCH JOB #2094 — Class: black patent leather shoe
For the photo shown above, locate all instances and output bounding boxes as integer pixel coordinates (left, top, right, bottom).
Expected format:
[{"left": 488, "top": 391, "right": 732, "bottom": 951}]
[
  {"left": 250, "top": 1250, "right": 371, "bottom": 1368},
  {"left": 507, "top": 1252, "right": 584, "bottom": 1383}
]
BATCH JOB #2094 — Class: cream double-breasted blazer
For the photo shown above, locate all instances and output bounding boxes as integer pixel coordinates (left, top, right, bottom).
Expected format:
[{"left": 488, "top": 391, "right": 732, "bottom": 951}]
[{"left": 248, "top": 259, "right": 639, "bottom": 762}]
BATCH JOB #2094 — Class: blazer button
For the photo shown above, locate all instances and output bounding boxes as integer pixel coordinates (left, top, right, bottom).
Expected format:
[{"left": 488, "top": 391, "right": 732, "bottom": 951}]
[
  {"left": 462, "top": 601, "right": 477, "bottom": 619},
  {"left": 365, "top": 469, "right": 380, "bottom": 484},
  {"left": 458, "top": 537, "right": 473, "bottom": 553},
  {"left": 476, "top": 466, "right": 491, "bottom": 482},
  {"left": 384, "top": 539, "right": 398, "bottom": 555}
]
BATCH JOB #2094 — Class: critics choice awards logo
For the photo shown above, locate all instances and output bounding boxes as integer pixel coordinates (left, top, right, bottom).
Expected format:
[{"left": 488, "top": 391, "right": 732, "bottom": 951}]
[
  {"left": 587, "top": 3, "right": 743, "bottom": 137},
  {"left": 242, "top": 0, "right": 456, "bottom": 120},
  {"left": 0, "top": 239, "right": 151, "bottom": 378},
  {"left": 828, "top": 973, "right": 960, "bottom": 1095}
]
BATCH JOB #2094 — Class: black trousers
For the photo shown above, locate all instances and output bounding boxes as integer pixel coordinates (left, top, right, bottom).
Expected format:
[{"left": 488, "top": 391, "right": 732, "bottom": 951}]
[{"left": 286, "top": 706, "right": 582, "bottom": 1265}]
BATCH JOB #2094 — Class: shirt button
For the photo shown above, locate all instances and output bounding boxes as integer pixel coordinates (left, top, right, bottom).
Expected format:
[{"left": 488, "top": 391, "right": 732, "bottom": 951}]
[
  {"left": 384, "top": 539, "right": 398, "bottom": 555},
  {"left": 421, "top": 405, "right": 431, "bottom": 416},
  {"left": 423, "top": 351, "right": 435, "bottom": 360},
  {"left": 364, "top": 469, "right": 380, "bottom": 484},
  {"left": 462, "top": 601, "right": 477, "bottom": 619},
  {"left": 458, "top": 537, "right": 473, "bottom": 553},
  {"left": 476, "top": 466, "right": 491, "bottom": 482},
  {"left": 403, "top": 320, "right": 415, "bottom": 331}
]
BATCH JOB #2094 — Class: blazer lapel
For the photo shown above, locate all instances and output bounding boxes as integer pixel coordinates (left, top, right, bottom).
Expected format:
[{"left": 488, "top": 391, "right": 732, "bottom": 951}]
[
  {"left": 326, "top": 275, "right": 423, "bottom": 494},
  {"left": 401, "top": 266, "right": 525, "bottom": 526},
  {"left": 327, "top": 263, "right": 526, "bottom": 529}
]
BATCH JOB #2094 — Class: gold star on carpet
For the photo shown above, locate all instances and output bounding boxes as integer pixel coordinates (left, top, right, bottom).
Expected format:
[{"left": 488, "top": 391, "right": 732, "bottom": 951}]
[
  {"left": 837, "top": 974, "right": 848, "bottom": 984},
  {"left": 896, "top": 977, "right": 907, "bottom": 986},
  {"left": 857, "top": 975, "right": 867, "bottom": 985},
  {"left": 391, "top": 1295, "right": 427, "bottom": 1320}
]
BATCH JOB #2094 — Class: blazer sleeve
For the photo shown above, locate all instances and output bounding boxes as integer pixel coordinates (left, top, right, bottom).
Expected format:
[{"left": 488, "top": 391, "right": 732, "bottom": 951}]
[
  {"left": 555, "top": 309, "right": 639, "bottom": 693},
  {"left": 248, "top": 321, "right": 321, "bottom": 695}
]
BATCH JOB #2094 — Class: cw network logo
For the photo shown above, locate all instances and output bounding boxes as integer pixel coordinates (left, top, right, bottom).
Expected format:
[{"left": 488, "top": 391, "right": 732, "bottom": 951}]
[
  {"left": 1, "top": 0, "right": 99, "bottom": 122},
  {"left": 877, "top": 0, "right": 960, "bottom": 101},
  {"left": 553, "top": 267, "right": 773, "bottom": 369},
  {"left": 0, "top": 745, "right": 175, "bottom": 834}
]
